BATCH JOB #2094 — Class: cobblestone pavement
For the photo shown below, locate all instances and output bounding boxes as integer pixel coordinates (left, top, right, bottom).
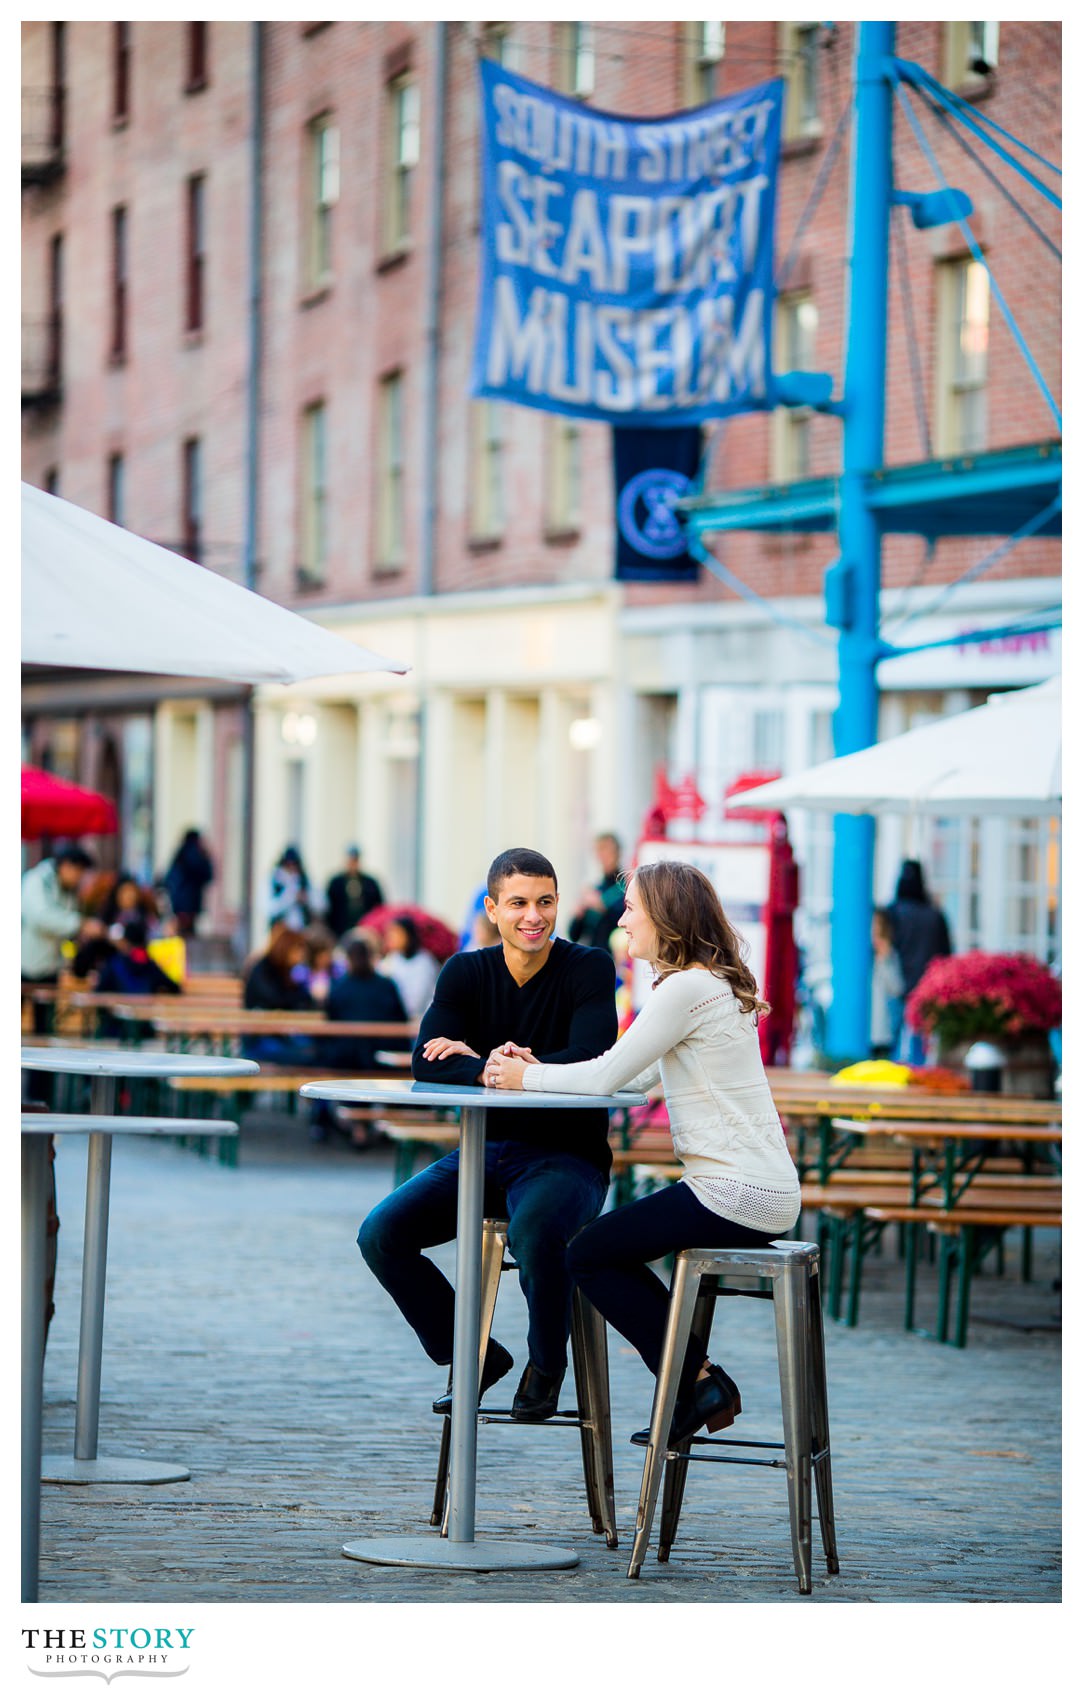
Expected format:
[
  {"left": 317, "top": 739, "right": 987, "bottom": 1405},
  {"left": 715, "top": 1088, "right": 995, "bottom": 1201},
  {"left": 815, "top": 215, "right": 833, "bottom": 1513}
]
[{"left": 37, "top": 1113, "right": 1061, "bottom": 1608}]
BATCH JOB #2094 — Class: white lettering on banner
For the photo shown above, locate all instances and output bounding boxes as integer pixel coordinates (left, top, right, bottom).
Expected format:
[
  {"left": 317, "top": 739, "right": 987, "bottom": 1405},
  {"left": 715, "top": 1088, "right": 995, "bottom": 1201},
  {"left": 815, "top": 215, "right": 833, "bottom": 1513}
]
[
  {"left": 493, "top": 84, "right": 630, "bottom": 181},
  {"left": 493, "top": 167, "right": 766, "bottom": 297},
  {"left": 485, "top": 276, "right": 767, "bottom": 409}
]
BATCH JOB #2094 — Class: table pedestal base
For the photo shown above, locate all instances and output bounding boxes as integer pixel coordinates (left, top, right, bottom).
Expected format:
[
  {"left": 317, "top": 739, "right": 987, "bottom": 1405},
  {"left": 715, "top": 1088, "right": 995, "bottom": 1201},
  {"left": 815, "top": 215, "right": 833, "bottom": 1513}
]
[
  {"left": 342, "top": 1535, "right": 578, "bottom": 1572},
  {"left": 41, "top": 1455, "right": 190, "bottom": 1486}
]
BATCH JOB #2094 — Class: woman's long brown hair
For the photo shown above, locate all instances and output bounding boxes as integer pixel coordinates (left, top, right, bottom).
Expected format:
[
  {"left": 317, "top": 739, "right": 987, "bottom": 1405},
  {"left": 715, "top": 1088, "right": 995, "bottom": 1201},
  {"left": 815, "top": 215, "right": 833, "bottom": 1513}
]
[{"left": 630, "top": 860, "right": 770, "bottom": 1018}]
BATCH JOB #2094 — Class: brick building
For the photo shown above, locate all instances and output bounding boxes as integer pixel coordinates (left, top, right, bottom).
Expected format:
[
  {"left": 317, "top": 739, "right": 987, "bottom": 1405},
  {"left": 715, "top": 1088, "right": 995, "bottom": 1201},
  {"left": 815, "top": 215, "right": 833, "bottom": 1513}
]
[{"left": 22, "top": 20, "right": 1061, "bottom": 980}]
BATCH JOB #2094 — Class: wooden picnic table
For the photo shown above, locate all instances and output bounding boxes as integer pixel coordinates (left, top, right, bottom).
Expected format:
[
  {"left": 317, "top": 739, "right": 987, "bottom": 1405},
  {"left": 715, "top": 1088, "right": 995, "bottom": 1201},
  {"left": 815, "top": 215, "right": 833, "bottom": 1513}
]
[
  {"left": 831, "top": 1116, "right": 1061, "bottom": 1211},
  {"left": 139, "top": 1009, "right": 419, "bottom": 1048},
  {"left": 772, "top": 1084, "right": 1060, "bottom": 1181}
]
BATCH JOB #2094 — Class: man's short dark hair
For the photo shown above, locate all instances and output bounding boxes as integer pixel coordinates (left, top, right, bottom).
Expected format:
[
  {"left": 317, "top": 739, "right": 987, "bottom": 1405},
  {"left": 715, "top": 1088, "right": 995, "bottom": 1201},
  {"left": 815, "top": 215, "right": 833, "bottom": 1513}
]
[
  {"left": 487, "top": 848, "right": 558, "bottom": 900},
  {"left": 55, "top": 843, "right": 94, "bottom": 869}
]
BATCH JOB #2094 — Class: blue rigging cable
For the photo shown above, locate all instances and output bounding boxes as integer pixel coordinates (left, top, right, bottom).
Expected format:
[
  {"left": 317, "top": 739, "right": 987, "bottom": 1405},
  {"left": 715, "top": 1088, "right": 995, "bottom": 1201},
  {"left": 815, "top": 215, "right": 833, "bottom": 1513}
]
[
  {"left": 893, "top": 81, "right": 1062, "bottom": 433},
  {"left": 775, "top": 94, "right": 854, "bottom": 291},
  {"left": 914, "top": 82, "right": 1061, "bottom": 261},
  {"left": 882, "top": 493, "right": 1063, "bottom": 636},
  {"left": 686, "top": 536, "right": 835, "bottom": 648},
  {"left": 893, "top": 58, "right": 1062, "bottom": 187}
]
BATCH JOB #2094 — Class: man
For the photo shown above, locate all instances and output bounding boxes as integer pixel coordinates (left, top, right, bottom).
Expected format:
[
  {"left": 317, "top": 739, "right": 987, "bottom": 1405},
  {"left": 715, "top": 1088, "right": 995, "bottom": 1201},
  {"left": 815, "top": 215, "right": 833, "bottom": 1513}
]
[
  {"left": 21, "top": 842, "right": 94, "bottom": 987},
  {"left": 324, "top": 845, "right": 384, "bottom": 940},
  {"left": 568, "top": 832, "right": 625, "bottom": 956},
  {"left": 357, "top": 847, "right": 618, "bottom": 1420}
]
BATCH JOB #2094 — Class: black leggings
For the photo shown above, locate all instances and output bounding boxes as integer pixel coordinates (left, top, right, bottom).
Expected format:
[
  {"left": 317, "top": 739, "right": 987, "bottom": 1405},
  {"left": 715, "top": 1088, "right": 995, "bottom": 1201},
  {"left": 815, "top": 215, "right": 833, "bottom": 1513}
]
[{"left": 567, "top": 1182, "right": 779, "bottom": 1404}]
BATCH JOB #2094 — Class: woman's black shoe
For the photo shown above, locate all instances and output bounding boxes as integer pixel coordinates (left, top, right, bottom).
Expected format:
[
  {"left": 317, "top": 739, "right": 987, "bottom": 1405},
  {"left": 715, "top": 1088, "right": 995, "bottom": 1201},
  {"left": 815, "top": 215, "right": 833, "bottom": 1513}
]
[
  {"left": 432, "top": 1340, "right": 514, "bottom": 1414},
  {"left": 668, "top": 1364, "right": 742, "bottom": 1445}
]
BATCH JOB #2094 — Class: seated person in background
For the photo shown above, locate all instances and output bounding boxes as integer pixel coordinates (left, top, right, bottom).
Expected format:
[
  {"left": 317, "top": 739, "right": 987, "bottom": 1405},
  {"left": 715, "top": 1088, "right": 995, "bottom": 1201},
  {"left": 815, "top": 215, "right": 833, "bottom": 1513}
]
[
  {"left": 325, "top": 937, "right": 410, "bottom": 1071},
  {"left": 93, "top": 920, "right": 181, "bottom": 999},
  {"left": 301, "top": 922, "right": 339, "bottom": 1006},
  {"left": 379, "top": 914, "right": 441, "bottom": 1020},
  {"left": 243, "top": 926, "right": 317, "bottom": 1018},
  {"left": 101, "top": 870, "right": 160, "bottom": 933},
  {"left": 91, "top": 919, "right": 182, "bottom": 1036},
  {"left": 242, "top": 925, "right": 331, "bottom": 1138}
]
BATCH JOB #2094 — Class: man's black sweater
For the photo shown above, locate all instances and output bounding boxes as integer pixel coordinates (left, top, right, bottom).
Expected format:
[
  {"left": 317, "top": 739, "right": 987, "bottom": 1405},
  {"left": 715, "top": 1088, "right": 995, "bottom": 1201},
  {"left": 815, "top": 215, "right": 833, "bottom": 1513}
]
[{"left": 412, "top": 938, "right": 618, "bottom": 1174}]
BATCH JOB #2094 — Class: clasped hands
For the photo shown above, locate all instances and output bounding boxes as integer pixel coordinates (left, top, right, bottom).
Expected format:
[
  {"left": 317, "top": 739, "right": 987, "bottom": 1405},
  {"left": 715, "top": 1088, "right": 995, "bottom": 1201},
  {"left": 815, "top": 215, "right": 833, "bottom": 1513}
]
[{"left": 420, "top": 1035, "right": 536, "bottom": 1091}]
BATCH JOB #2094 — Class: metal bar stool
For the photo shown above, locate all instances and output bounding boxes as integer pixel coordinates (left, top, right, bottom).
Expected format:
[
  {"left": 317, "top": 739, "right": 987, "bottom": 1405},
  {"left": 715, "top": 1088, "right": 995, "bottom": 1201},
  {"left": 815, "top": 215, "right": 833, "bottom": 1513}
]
[
  {"left": 627, "top": 1240, "right": 839, "bottom": 1593},
  {"left": 431, "top": 1218, "right": 618, "bottom": 1547}
]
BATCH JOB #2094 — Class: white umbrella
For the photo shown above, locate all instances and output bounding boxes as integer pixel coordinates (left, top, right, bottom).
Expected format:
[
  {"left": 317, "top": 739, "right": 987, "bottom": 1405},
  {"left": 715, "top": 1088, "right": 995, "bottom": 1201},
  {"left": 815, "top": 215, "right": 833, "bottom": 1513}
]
[
  {"left": 729, "top": 676, "right": 1060, "bottom": 816},
  {"left": 21, "top": 483, "right": 408, "bottom": 682}
]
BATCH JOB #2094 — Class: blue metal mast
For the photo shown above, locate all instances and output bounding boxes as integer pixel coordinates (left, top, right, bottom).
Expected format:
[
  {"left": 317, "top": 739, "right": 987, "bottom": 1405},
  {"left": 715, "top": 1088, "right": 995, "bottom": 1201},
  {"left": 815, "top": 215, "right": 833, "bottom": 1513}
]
[{"left": 825, "top": 20, "right": 895, "bottom": 1058}]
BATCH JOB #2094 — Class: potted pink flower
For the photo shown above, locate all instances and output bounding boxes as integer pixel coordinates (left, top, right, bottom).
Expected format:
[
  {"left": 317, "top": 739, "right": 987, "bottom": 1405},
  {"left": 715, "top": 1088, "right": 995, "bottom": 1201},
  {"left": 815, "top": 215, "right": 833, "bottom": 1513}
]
[{"left": 906, "top": 951, "right": 1061, "bottom": 1094}]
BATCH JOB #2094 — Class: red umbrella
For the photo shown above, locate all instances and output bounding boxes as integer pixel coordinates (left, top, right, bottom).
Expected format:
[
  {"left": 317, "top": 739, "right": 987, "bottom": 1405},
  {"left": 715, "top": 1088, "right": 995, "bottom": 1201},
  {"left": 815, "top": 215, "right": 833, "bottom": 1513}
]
[{"left": 21, "top": 766, "right": 118, "bottom": 840}]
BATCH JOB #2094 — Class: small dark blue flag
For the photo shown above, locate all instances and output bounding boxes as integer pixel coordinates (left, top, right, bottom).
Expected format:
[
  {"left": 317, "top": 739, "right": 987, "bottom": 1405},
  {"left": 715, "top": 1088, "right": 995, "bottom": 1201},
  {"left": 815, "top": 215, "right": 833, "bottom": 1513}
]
[{"left": 613, "top": 427, "right": 702, "bottom": 582}]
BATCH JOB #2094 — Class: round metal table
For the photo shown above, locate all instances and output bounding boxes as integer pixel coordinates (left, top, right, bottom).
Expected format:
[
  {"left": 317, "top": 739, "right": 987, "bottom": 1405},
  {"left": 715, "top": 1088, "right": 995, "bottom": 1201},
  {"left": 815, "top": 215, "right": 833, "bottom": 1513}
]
[
  {"left": 301, "top": 1077, "right": 646, "bottom": 1572},
  {"left": 21, "top": 1047, "right": 258, "bottom": 1494}
]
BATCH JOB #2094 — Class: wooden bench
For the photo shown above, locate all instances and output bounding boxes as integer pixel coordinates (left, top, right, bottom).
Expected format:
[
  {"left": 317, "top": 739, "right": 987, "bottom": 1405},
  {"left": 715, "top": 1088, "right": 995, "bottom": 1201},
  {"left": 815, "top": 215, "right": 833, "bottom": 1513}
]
[
  {"left": 382, "top": 1121, "right": 461, "bottom": 1185},
  {"left": 800, "top": 1178, "right": 1061, "bottom": 1326},
  {"left": 863, "top": 1201, "right": 1062, "bottom": 1347}
]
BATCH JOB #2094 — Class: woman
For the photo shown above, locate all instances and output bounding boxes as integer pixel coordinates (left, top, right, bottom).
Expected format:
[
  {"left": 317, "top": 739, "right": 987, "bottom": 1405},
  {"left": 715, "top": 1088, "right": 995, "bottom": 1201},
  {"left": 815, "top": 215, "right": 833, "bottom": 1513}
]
[
  {"left": 487, "top": 860, "right": 801, "bottom": 1444},
  {"left": 379, "top": 914, "right": 440, "bottom": 1020},
  {"left": 243, "top": 926, "right": 319, "bottom": 1052}
]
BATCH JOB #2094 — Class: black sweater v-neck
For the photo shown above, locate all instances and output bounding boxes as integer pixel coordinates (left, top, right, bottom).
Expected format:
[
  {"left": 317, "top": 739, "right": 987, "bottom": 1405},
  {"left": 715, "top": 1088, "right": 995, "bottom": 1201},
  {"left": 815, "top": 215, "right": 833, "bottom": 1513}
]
[{"left": 412, "top": 938, "right": 619, "bottom": 1173}]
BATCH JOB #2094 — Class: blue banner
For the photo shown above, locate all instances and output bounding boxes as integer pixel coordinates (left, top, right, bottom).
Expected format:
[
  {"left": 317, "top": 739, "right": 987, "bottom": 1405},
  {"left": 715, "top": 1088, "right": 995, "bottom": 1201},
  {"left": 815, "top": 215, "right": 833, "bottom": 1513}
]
[
  {"left": 470, "top": 61, "right": 784, "bottom": 427},
  {"left": 614, "top": 428, "right": 702, "bottom": 582}
]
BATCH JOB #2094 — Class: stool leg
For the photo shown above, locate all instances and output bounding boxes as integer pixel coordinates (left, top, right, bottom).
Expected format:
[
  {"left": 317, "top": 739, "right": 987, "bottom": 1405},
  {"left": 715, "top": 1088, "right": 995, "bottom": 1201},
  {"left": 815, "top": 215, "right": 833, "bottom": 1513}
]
[
  {"left": 773, "top": 1263, "right": 814, "bottom": 1594},
  {"left": 436, "top": 1219, "right": 508, "bottom": 1535},
  {"left": 627, "top": 1255, "right": 700, "bottom": 1581},
  {"left": 656, "top": 1281, "right": 716, "bottom": 1563},
  {"left": 570, "top": 1290, "right": 618, "bottom": 1547},
  {"left": 808, "top": 1264, "right": 839, "bottom": 1573}
]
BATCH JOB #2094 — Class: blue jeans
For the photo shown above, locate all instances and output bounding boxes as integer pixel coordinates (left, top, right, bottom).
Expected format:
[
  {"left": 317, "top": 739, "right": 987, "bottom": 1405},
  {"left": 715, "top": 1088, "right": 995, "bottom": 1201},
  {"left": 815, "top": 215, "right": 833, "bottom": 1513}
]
[{"left": 357, "top": 1142, "right": 608, "bottom": 1378}]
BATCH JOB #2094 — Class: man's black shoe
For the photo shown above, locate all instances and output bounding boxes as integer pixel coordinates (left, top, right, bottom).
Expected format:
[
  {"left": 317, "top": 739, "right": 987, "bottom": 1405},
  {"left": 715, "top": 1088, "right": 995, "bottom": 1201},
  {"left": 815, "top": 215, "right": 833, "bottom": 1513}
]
[
  {"left": 510, "top": 1362, "right": 564, "bottom": 1422},
  {"left": 432, "top": 1340, "right": 514, "bottom": 1415}
]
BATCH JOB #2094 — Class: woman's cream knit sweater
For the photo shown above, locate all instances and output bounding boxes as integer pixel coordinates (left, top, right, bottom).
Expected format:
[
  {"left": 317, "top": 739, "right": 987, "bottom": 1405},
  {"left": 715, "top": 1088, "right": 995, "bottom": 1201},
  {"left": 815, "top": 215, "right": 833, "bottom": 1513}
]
[{"left": 521, "top": 965, "right": 801, "bottom": 1233}]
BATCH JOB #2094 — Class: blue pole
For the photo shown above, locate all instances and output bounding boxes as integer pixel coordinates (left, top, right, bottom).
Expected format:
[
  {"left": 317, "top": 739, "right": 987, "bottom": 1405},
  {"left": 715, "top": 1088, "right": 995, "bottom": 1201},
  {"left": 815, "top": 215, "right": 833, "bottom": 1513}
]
[{"left": 826, "top": 21, "right": 895, "bottom": 1059}]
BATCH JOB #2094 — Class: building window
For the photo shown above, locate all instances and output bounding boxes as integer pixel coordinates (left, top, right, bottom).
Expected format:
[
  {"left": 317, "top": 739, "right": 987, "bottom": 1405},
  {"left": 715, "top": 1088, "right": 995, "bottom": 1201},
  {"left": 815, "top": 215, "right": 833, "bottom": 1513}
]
[
  {"left": 110, "top": 205, "right": 128, "bottom": 363},
  {"left": 943, "top": 21, "right": 999, "bottom": 88},
  {"left": 481, "top": 22, "right": 520, "bottom": 70},
  {"left": 384, "top": 74, "right": 420, "bottom": 254},
  {"left": 376, "top": 373, "right": 406, "bottom": 566},
  {"left": 107, "top": 453, "right": 125, "bottom": 526},
  {"left": 546, "top": 416, "right": 581, "bottom": 533},
  {"left": 185, "top": 174, "right": 206, "bottom": 333},
  {"left": 45, "top": 467, "right": 60, "bottom": 496},
  {"left": 780, "top": 21, "right": 821, "bottom": 141},
  {"left": 469, "top": 401, "right": 505, "bottom": 541},
  {"left": 682, "top": 22, "right": 725, "bottom": 107},
  {"left": 305, "top": 113, "right": 339, "bottom": 289},
  {"left": 772, "top": 292, "right": 818, "bottom": 480},
  {"left": 112, "top": 23, "right": 132, "bottom": 125},
  {"left": 298, "top": 402, "right": 329, "bottom": 582},
  {"left": 186, "top": 22, "right": 209, "bottom": 92},
  {"left": 557, "top": 23, "right": 595, "bottom": 98},
  {"left": 181, "top": 437, "right": 203, "bottom": 561},
  {"left": 936, "top": 257, "right": 990, "bottom": 454}
]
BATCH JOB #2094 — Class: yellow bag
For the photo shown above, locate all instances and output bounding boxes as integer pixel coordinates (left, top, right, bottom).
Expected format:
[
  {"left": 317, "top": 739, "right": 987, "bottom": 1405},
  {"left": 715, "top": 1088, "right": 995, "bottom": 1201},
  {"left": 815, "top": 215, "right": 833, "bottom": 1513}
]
[
  {"left": 830, "top": 1059, "right": 911, "bottom": 1088},
  {"left": 148, "top": 936, "right": 186, "bottom": 985}
]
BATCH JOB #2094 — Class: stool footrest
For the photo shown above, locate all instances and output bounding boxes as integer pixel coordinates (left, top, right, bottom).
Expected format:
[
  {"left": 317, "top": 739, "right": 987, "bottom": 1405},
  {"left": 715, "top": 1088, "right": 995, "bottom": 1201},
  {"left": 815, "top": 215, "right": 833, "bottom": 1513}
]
[{"left": 478, "top": 1412, "right": 585, "bottom": 1427}]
